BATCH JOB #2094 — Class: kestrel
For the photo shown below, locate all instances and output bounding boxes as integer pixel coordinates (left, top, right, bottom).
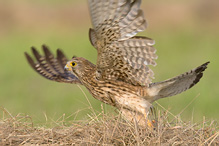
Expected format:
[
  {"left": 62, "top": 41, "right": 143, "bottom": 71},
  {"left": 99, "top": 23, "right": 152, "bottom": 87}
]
[{"left": 25, "top": 0, "right": 209, "bottom": 126}]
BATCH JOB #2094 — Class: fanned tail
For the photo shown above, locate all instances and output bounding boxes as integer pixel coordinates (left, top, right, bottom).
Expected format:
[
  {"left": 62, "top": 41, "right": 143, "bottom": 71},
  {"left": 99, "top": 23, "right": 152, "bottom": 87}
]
[{"left": 148, "top": 62, "right": 209, "bottom": 101}]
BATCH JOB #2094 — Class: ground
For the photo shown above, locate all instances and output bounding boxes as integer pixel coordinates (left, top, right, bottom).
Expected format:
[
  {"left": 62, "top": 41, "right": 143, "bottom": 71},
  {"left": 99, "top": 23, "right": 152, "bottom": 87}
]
[{"left": 0, "top": 108, "right": 218, "bottom": 145}]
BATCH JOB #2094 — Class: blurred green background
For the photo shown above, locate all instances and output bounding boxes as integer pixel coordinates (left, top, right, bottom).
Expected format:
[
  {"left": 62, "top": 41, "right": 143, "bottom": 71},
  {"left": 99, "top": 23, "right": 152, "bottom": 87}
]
[{"left": 0, "top": 0, "right": 218, "bottom": 125}]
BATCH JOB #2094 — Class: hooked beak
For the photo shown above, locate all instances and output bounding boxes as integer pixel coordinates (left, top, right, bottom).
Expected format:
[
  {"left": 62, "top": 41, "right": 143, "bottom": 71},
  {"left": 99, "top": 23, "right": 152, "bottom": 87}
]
[{"left": 64, "top": 64, "right": 72, "bottom": 71}]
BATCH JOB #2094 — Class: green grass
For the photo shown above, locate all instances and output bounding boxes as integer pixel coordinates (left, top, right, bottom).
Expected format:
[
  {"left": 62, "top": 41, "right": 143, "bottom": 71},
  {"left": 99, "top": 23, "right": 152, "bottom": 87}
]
[{"left": 0, "top": 1, "right": 218, "bottom": 125}]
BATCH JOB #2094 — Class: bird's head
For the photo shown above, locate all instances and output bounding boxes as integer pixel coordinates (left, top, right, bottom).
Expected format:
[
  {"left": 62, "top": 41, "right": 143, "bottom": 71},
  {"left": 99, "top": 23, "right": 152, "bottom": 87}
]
[{"left": 64, "top": 57, "right": 95, "bottom": 79}]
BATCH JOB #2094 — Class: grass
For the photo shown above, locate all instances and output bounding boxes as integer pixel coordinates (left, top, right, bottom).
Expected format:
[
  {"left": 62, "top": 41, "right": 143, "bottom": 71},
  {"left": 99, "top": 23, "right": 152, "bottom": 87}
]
[{"left": 0, "top": 106, "right": 218, "bottom": 145}]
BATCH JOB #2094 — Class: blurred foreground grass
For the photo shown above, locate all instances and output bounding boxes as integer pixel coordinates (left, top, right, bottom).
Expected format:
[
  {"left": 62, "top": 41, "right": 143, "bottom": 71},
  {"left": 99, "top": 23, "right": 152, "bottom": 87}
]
[{"left": 0, "top": 0, "right": 218, "bottom": 125}]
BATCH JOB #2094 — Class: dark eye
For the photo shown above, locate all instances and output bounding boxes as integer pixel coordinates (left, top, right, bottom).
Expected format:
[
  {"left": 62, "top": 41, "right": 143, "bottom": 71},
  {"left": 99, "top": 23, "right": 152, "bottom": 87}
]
[{"left": 71, "top": 62, "right": 77, "bottom": 67}]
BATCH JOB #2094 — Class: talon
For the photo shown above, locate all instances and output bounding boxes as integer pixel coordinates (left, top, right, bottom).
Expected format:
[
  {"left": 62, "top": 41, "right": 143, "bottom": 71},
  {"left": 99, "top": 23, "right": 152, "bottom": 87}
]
[{"left": 147, "top": 119, "right": 153, "bottom": 128}]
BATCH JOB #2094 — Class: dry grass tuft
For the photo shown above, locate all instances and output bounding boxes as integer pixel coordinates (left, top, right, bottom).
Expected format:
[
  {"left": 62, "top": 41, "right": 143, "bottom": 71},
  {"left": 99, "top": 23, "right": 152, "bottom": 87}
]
[{"left": 0, "top": 107, "right": 218, "bottom": 145}]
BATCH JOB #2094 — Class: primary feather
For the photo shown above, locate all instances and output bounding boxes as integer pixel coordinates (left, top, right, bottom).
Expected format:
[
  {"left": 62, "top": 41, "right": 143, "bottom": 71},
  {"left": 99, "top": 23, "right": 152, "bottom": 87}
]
[{"left": 25, "top": 45, "right": 81, "bottom": 84}]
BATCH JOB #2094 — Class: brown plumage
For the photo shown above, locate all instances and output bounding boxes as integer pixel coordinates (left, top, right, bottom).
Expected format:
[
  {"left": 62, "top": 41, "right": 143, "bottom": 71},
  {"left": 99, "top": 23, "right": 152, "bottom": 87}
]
[{"left": 25, "top": 0, "right": 209, "bottom": 126}]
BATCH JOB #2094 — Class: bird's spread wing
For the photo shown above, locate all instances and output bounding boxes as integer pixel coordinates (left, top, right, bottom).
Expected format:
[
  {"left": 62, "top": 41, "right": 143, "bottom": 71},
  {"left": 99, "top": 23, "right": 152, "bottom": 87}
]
[
  {"left": 25, "top": 45, "right": 82, "bottom": 84},
  {"left": 88, "top": 0, "right": 157, "bottom": 86}
]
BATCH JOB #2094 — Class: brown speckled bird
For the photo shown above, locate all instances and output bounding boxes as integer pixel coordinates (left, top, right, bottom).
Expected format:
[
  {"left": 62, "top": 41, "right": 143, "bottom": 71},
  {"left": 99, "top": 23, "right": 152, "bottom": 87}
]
[{"left": 25, "top": 0, "right": 209, "bottom": 126}]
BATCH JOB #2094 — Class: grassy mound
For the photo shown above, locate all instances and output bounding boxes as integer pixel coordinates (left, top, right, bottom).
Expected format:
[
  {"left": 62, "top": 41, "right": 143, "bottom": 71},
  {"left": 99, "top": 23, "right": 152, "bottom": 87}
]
[{"left": 0, "top": 108, "right": 218, "bottom": 145}]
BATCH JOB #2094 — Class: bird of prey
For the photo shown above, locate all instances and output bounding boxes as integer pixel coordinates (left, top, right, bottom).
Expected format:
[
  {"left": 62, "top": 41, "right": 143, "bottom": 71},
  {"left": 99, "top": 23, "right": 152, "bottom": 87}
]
[{"left": 25, "top": 0, "right": 209, "bottom": 126}]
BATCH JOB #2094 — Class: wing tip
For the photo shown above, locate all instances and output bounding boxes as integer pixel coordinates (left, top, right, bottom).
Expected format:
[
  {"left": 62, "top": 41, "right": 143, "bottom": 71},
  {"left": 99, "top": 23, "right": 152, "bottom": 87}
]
[
  {"left": 42, "top": 44, "right": 50, "bottom": 52},
  {"left": 42, "top": 45, "right": 53, "bottom": 58},
  {"left": 24, "top": 51, "right": 37, "bottom": 69},
  {"left": 56, "top": 48, "right": 68, "bottom": 64},
  {"left": 31, "top": 46, "right": 41, "bottom": 58}
]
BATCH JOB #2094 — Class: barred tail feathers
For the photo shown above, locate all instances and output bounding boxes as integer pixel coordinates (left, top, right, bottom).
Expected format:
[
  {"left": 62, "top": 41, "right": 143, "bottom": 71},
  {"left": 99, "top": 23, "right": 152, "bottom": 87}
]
[{"left": 147, "top": 62, "right": 209, "bottom": 101}]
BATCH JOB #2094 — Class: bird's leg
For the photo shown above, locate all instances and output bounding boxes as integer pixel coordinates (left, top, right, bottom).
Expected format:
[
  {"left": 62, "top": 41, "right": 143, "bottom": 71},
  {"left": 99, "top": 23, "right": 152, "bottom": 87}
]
[
  {"left": 144, "top": 112, "right": 154, "bottom": 128},
  {"left": 120, "top": 108, "right": 154, "bottom": 127},
  {"left": 120, "top": 108, "right": 144, "bottom": 126},
  {"left": 144, "top": 106, "right": 157, "bottom": 128}
]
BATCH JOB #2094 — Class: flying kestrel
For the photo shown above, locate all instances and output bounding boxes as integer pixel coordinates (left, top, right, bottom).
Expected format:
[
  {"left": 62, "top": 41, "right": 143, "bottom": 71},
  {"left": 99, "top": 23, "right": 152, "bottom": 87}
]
[{"left": 25, "top": 0, "right": 209, "bottom": 126}]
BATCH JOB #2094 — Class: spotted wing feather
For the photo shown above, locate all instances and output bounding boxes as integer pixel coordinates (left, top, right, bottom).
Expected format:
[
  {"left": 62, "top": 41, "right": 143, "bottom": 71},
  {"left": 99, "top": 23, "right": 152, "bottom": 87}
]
[
  {"left": 97, "top": 36, "right": 156, "bottom": 86},
  {"left": 25, "top": 45, "right": 81, "bottom": 84},
  {"left": 89, "top": 0, "right": 155, "bottom": 86},
  {"left": 89, "top": 0, "right": 147, "bottom": 47},
  {"left": 117, "top": 36, "right": 157, "bottom": 85}
]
